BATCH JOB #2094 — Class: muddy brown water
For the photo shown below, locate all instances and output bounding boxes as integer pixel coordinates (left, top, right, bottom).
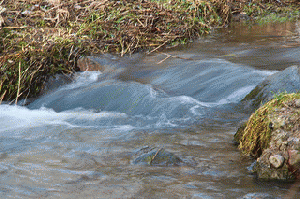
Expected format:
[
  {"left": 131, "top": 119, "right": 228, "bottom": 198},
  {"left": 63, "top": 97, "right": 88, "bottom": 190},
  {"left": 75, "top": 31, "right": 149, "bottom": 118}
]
[{"left": 0, "top": 22, "right": 300, "bottom": 198}]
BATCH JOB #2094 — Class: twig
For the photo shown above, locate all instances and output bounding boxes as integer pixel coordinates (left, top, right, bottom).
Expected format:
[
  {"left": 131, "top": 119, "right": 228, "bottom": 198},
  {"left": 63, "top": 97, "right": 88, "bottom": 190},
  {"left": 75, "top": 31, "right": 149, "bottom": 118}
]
[
  {"left": 76, "top": 0, "right": 94, "bottom": 6},
  {"left": 0, "top": 90, "right": 6, "bottom": 104},
  {"left": 45, "top": 3, "right": 66, "bottom": 13},
  {"left": 149, "top": 148, "right": 163, "bottom": 165},
  {"left": 147, "top": 40, "right": 170, "bottom": 55},
  {"left": 136, "top": 18, "right": 145, "bottom": 28},
  {"left": 15, "top": 61, "right": 21, "bottom": 105},
  {"left": 120, "top": 39, "right": 125, "bottom": 57},
  {"left": 157, "top": 54, "right": 171, "bottom": 64},
  {"left": 162, "top": 52, "right": 193, "bottom": 60},
  {"left": 3, "top": 26, "right": 28, "bottom": 29}
]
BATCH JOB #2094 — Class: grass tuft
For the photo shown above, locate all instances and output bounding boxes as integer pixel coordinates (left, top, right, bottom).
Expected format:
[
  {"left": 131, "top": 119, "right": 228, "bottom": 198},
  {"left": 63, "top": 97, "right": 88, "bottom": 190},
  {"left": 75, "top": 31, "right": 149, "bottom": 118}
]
[{"left": 238, "top": 92, "right": 300, "bottom": 157}]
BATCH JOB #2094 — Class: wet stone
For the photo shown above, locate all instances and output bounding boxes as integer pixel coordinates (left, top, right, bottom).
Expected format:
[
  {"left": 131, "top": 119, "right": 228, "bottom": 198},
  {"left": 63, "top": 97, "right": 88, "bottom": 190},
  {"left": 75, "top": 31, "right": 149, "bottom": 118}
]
[
  {"left": 133, "top": 147, "right": 182, "bottom": 166},
  {"left": 242, "top": 65, "right": 300, "bottom": 110},
  {"left": 65, "top": 152, "right": 102, "bottom": 170},
  {"left": 77, "top": 56, "right": 105, "bottom": 72}
]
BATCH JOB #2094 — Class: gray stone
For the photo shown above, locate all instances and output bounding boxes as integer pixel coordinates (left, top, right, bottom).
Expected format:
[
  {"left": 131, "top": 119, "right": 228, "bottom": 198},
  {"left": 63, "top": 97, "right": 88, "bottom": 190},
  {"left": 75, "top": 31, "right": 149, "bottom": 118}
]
[
  {"left": 0, "top": 152, "right": 7, "bottom": 159},
  {"left": 270, "top": 116, "right": 286, "bottom": 129},
  {"left": 269, "top": 155, "right": 285, "bottom": 168},
  {"left": 42, "top": 74, "right": 73, "bottom": 94},
  {"left": 242, "top": 65, "right": 300, "bottom": 110}
]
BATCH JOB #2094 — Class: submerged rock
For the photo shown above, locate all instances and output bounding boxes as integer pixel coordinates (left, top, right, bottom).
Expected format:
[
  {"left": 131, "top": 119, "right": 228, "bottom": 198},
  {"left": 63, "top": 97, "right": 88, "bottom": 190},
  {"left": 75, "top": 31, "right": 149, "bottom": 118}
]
[
  {"left": 42, "top": 73, "right": 73, "bottom": 94},
  {"left": 77, "top": 56, "right": 105, "bottom": 72},
  {"left": 242, "top": 65, "right": 300, "bottom": 110},
  {"left": 133, "top": 147, "right": 182, "bottom": 166},
  {"left": 65, "top": 152, "right": 102, "bottom": 170}
]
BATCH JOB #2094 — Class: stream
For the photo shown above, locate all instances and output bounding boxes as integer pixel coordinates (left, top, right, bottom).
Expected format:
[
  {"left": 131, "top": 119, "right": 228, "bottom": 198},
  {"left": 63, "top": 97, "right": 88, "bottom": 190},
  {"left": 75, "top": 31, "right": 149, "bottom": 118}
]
[{"left": 1, "top": 22, "right": 300, "bottom": 198}]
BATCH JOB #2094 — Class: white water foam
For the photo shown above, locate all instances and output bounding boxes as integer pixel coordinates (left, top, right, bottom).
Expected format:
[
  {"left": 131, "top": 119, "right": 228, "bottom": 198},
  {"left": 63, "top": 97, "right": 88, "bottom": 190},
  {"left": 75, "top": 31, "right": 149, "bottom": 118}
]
[
  {"left": 0, "top": 105, "right": 131, "bottom": 133},
  {"left": 253, "top": 70, "right": 277, "bottom": 76},
  {"left": 216, "top": 85, "right": 256, "bottom": 104},
  {"left": 170, "top": 95, "right": 212, "bottom": 107},
  {"left": 155, "top": 113, "right": 178, "bottom": 127},
  {"left": 148, "top": 85, "right": 158, "bottom": 98},
  {"left": 61, "top": 71, "right": 103, "bottom": 90},
  {"left": 190, "top": 105, "right": 203, "bottom": 115}
]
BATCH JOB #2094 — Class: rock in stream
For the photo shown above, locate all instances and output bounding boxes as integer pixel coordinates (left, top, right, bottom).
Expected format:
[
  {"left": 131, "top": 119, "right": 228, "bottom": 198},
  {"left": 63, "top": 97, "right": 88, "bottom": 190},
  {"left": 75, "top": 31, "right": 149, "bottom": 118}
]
[
  {"left": 133, "top": 147, "right": 182, "bottom": 166},
  {"left": 242, "top": 65, "right": 300, "bottom": 110}
]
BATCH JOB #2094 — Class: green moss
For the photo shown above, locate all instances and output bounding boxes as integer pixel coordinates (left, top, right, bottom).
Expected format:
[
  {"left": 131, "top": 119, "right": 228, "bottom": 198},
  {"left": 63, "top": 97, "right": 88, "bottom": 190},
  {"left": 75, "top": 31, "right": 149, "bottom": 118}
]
[
  {"left": 254, "top": 162, "right": 293, "bottom": 180},
  {"left": 238, "top": 92, "right": 300, "bottom": 157},
  {"left": 234, "top": 122, "right": 247, "bottom": 144},
  {"left": 243, "top": 85, "right": 263, "bottom": 100},
  {"left": 0, "top": 38, "right": 81, "bottom": 103}
]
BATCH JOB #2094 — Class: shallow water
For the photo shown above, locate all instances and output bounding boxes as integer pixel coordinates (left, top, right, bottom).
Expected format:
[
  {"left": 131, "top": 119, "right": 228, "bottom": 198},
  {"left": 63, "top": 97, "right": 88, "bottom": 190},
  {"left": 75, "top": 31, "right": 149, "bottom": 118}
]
[{"left": 1, "top": 22, "right": 300, "bottom": 198}]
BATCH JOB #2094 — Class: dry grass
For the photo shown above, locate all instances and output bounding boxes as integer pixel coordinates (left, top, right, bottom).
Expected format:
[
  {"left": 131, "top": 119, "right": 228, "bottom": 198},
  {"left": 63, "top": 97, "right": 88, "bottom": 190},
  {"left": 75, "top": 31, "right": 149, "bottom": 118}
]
[
  {"left": 0, "top": 0, "right": 299, "bottom": 103},
  {"left": 0, "top": 0, "right": 231, "bottom": 103}
]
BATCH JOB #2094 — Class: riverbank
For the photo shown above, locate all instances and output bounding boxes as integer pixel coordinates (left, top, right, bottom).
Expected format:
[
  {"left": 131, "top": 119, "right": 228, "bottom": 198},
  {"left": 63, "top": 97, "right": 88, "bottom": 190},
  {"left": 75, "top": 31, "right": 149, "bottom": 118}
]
[
  {"left": 235, "top": 64, "right": 300, "bottom": 180},
  {"left": 0, "top": 0, "right": 299, "bottom": 103}
]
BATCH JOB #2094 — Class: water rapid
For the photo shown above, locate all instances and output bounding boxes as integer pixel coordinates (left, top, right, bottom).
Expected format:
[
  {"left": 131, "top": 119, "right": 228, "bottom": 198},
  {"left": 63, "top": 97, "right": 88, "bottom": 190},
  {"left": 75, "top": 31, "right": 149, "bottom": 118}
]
[{"left": 1, "top": 22, "right": 300, "bottom": 198}]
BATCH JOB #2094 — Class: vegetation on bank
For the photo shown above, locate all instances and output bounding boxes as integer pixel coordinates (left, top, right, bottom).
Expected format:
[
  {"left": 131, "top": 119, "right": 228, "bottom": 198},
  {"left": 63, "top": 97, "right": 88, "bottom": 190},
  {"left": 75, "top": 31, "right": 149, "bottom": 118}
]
[
  {"left": 235, "top": 92, "right": 300, "bottom": 157},
  {"left": 0, "top": 0, "right": 299, "bottom": 103},
  {"left": 242, "top": 1, "right": 300, "bottom": 23}
]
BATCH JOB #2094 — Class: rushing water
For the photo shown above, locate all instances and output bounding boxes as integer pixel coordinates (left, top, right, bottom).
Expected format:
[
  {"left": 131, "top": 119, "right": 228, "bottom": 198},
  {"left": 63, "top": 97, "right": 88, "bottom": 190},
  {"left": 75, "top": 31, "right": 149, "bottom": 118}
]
[{"left": 1, "top": 22, "right": 300, "bottom": 198}]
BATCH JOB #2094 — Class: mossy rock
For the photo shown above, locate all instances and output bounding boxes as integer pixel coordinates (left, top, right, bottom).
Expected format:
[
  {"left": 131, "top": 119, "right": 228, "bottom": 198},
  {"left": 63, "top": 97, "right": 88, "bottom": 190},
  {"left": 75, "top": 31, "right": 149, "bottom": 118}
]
[
  {"left": 242, "top": 83, "right": 266, "bottom": 110},
  {"left": 237, "top": 93, "right": 300, "bottom": 158},
  {"left": 234, "top": 122, "right": 247, "bottom": 144},
  {"left": 242, "top": 65, "right": 300, "bottom": 111},
  {"left": 253, "top": 152, "right": 294, "bottom": 181},
  {"left": 133, "top": 147, "right": 182, "bottom": 166},
  {"left": 238, "top": 105, "right": 272, "bottom": 157}
]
